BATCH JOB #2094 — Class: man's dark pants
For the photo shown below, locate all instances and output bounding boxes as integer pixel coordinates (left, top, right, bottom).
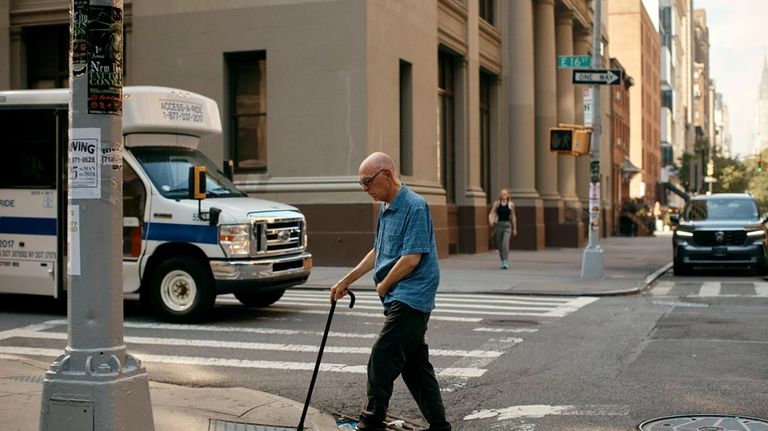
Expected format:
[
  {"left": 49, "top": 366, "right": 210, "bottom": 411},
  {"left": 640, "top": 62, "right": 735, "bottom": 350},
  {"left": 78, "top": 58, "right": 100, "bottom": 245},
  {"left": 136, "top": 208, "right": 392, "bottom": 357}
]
[{"left": 358, "top": 300, "right": 451, "bottom": 431}]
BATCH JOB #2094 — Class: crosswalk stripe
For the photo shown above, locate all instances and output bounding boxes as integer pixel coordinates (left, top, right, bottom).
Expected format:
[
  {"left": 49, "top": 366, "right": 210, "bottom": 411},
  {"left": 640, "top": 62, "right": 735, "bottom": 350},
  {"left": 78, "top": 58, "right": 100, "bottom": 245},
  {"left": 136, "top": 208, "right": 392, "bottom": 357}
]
[
  {"left": 754, "top": 282, "right": 768, "bottom": 297},
  {"left": 39, "top": 319, "right": 377, "bottom": 339},
  {"left": 280, "top": 297, "right": 558, "bottom": 312},
  {"left": 272, "top": 301, "right": 581, "bottom": 318},
  {"left": 473, "top": 327, "right": 538, "bottom": 334},
  {"left": 652, "top": 280, "right": 674, "bottom": 296},
  {"left": 286, "top": 291, "right": 573, "bottom": 304},
  {"left": 231, "top": 304, "right": 483, "bottom": 322},
  {"left": 441, "top": 336, "right": 522, "bottom": 392},
  {"left": 0, "top": 346, "right": 487, "bottom": 377},
  {"left": 3, "top": 329, "right": 503, "bottom": 359},
  {"left": 699, "top": 281, "right": 721, "bottom": 296}
]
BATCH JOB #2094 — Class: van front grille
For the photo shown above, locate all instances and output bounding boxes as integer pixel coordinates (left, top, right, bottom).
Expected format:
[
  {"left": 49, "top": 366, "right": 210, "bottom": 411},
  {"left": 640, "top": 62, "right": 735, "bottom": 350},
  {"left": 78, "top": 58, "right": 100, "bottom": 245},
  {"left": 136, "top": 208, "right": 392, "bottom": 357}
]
[{"left": 250, "top": 213, "right": 304, "bottom": 256}]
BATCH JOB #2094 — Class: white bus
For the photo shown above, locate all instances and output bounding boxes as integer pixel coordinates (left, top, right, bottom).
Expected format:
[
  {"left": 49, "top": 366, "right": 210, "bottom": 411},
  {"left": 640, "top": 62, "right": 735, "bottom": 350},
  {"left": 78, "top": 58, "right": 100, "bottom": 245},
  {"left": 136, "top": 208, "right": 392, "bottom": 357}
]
[{"left": 0, "top": 86, "right": 312, "bottom": 322}]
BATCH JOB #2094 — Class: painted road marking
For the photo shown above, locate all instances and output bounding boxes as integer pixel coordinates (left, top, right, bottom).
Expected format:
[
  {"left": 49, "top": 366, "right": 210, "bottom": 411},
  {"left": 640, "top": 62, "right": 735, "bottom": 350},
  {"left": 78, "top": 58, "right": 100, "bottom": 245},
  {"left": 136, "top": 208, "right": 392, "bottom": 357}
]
[
  {"left": 652, "top": 280, "right": 674, "bottom": 296},
  {"left": 463, "top": 404, "right": 630, "bottom": 421},
  {"left": 699, "top": 281, "right": 721, "bottom": 296},
  {"left": 0, "top": 346, "right": 487, "bottom": 377},
  {"left": 1, "top": 329, "right": 503, "bottom": 358},
  {"left": 655, "top": 281, "right": 768, "bottom": 297},
  {"left": 754, "top": 282, "right": 768, "bottom": 297},
  {"left": 276, "top": 291, "right": 598, "bottom": 319},
  {"left": 441, "top": 336, "right": 523, "bottom": 392}
]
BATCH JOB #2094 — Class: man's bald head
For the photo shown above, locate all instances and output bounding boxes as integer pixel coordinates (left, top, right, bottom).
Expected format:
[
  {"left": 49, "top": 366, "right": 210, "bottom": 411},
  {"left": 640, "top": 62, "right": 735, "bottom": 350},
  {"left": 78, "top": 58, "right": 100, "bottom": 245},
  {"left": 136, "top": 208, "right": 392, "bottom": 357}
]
[
  {"left": 358, "top": 152, "right": 401, "bottom": 203},
  {"left": 360, "top": 152, "right": 398, "bottom": 179}
]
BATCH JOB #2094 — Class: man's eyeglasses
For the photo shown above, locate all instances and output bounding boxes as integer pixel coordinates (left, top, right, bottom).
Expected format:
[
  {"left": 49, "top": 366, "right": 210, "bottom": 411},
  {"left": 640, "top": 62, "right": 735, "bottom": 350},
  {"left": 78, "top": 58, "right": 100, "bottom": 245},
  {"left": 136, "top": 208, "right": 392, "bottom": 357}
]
[{"left": 359, "top": 169, "right": 386, "bottom": 187}]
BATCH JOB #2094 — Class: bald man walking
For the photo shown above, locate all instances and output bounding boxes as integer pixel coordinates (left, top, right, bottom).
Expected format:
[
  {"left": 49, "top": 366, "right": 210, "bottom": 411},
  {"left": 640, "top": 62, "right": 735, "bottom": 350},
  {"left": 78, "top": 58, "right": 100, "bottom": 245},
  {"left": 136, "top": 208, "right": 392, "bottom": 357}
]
[{"left": 330, "top": 152, "right": 451, "bottom": 431}]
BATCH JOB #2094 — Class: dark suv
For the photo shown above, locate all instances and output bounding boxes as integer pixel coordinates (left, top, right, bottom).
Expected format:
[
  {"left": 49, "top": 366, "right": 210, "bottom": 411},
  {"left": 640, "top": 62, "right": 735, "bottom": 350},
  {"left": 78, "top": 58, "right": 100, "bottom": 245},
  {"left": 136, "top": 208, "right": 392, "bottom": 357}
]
[{"left": 672, "top": 193, "right": 768, "bottom": 275}]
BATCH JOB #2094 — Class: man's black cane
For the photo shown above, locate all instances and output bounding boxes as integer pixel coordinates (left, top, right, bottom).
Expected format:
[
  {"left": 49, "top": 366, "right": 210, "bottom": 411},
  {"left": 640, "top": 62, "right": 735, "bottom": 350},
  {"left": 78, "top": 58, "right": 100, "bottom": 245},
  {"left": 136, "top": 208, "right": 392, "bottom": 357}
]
[{"left": 297, "top": 290, "right": 356, "bottom": 431}]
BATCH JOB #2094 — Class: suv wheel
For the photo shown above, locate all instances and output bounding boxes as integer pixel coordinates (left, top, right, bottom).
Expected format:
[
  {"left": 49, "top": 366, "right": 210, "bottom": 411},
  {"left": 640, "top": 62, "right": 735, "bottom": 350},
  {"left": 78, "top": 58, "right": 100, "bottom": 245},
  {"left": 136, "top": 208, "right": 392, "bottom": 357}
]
[{"left": 673, "top": 260, "right": 690, "bottom": 276}]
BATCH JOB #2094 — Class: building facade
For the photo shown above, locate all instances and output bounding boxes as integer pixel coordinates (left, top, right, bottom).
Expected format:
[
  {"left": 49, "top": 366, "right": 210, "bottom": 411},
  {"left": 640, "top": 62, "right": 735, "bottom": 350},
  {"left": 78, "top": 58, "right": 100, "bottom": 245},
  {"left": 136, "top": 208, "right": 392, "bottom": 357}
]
[
  {"left": 608, "top": 0, "right": 661, "bottom": 205},
  {"left": 1, "top": 0, "right": 621, "bottom": 265},
  {"left": 758, "top": 55, "right": 768, "bottom": 154}
]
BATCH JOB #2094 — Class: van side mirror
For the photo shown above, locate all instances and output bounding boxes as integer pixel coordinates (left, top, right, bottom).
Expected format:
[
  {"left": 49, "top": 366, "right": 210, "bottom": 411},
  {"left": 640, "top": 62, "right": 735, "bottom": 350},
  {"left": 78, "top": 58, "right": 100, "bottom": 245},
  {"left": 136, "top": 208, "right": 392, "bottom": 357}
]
[
  {"left": 223, "top": 160, "right": 234, "bottom": 182},
  {"left": 189, "top": 165, "right": 207, "bottom": 200}
]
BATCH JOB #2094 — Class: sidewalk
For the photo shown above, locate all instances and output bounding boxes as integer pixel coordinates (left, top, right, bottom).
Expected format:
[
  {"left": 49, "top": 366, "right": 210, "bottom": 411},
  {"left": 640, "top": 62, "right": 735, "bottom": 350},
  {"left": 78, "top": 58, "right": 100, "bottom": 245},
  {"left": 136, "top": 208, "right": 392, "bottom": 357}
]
[
  {"left": 0, "top": 234, "right": 672, "bottom": 431},
  {"left": 305, "top": 233, "right": 673, "bottom": 296}
]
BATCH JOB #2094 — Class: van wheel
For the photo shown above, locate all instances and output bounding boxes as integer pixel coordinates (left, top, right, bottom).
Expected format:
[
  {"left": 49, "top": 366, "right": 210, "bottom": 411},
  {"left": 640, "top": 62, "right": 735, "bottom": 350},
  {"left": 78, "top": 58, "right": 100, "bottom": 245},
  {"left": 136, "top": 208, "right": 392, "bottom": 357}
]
[
  {"left": 148, "top": 256, "right": 216, "bottom": 322},
  {"left": 234, "top": 289, "right": 285, "bottom": 307}
]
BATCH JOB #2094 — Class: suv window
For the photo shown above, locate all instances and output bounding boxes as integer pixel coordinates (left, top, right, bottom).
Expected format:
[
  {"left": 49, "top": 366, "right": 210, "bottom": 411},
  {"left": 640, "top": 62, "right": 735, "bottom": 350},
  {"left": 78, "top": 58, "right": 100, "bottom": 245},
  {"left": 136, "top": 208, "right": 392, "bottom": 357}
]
[{"left": 684, "top": 198, "right": 759, "bottom": 221}]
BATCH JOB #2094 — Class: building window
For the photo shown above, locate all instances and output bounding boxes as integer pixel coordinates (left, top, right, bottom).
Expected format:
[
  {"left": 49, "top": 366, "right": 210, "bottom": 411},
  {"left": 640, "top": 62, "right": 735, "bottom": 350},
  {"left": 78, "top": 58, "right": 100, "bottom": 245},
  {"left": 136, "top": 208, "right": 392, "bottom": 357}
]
[
  {"left": 25, "top": 25, "right": 69, "bottom": 89},
  {"left": 438, "top": 49, "right": 457, "bottom": 203},
  {"left": 479, "top": 0, "right": 496, "bottom": 26},
  {"left": 399, "top": 60, "right": 413, "bottom": 176},
  {"left": 227, "top": 51, "right": 267, "bottom": 172},
  {"left": 480, "top": 71, "right": 494, "bottom": 202}
]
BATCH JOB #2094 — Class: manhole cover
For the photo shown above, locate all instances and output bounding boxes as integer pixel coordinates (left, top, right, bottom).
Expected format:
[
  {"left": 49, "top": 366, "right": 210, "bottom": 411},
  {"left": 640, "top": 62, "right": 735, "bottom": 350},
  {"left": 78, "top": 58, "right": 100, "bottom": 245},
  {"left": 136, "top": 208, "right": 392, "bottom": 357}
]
[{"left": 639, "top": 415, "right": 768, "bottom": 431}]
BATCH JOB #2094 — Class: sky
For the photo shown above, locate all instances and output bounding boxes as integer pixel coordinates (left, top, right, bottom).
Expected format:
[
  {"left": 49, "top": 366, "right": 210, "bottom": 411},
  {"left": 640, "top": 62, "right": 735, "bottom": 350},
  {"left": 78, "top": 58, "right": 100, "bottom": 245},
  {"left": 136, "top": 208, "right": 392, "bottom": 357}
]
[{"left": 694, "top": 0, "right": 768, "bottom": 158}]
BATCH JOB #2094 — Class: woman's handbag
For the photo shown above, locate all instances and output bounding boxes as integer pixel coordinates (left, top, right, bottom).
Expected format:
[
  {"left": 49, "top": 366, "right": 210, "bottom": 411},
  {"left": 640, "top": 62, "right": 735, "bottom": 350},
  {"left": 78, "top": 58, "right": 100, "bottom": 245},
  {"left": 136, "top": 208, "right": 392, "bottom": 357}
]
[{"left": 488, "top": 203, "right": 498, "bottom": 226}]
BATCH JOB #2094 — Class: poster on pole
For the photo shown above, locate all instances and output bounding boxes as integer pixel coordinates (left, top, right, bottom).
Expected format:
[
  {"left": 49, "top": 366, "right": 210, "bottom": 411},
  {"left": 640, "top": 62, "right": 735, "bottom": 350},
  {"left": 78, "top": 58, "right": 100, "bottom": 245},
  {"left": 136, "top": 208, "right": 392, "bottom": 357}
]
[
  {"left": 68, "top": 205, "right": 81, "bottom": 276},
  {"left": 589, "top": 182, "right": 601, "bottom": 232},
  {"left": 87, "top": 5, "right": 123, "bottom": 115},
  {"left": 69, "top": 128, "right": 101, "bottom": 199}
]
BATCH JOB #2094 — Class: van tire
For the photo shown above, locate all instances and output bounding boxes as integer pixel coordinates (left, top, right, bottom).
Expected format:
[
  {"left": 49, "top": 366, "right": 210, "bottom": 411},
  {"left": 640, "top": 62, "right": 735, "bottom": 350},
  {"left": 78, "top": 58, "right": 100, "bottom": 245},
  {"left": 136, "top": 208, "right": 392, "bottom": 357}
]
[
  {"left": 148, "top": 256, "right": 216, "bottom": 322},
  {"left": 234, "top": 288, "right": 285, "bottom": 307}
]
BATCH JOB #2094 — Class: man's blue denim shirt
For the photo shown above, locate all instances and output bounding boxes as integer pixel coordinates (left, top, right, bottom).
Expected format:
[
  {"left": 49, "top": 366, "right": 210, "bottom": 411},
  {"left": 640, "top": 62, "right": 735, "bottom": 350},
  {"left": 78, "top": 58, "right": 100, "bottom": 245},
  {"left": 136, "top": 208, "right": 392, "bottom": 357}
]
[{"left": 373, "top": 185, "right": 440, "bottom": 313}]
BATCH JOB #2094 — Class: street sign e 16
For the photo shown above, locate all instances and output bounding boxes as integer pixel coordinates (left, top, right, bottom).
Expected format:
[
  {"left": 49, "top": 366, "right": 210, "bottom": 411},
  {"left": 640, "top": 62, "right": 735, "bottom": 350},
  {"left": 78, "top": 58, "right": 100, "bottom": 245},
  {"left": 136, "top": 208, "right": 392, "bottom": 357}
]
[
  {"left": 572, "top": 69, "right": 623, "bottom": 85},
  {"left": 557, "top": 55, "right": 592, "bottom": 69}
]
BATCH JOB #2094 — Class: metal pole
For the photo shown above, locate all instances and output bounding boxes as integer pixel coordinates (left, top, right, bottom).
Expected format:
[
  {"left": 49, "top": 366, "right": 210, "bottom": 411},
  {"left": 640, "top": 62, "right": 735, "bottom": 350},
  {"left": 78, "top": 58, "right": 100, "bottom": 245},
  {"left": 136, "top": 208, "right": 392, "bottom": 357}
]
[
  {"left": 40, "top": 1, "right": 154, "bottom": 430},
  {"left": 581, "top": 0, "right": 605, "bottom": 279}
]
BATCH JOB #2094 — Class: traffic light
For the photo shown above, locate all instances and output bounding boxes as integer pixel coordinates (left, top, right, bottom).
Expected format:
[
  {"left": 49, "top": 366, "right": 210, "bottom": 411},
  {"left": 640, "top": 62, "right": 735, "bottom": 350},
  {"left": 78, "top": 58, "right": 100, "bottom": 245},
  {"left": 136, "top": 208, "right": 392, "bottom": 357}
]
[
  {"left": 549, "top": 125, "right": 591, "bottom": 156},
  {"left": 758, "top": 159, "right": 764, "bottom": 174}
]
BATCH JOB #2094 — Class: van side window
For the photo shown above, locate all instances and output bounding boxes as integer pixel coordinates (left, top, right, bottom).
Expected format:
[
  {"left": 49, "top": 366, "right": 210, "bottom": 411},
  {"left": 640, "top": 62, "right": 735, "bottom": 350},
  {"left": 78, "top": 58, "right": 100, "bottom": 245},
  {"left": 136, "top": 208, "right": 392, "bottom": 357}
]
[
  {"left": 0, "top": 109, "right": 59, "bottom": 189},
  {"left": 123, "top": 164, "right": 146, "bottom": 258}
]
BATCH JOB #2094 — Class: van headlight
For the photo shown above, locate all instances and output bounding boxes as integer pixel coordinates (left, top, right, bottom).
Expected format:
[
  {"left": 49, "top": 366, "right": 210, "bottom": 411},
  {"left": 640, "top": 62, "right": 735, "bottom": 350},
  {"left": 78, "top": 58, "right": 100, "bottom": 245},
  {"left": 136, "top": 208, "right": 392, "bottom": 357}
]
[
  {"left": 747, "top": 229, "right": 766, "bottom": 242},
  {"left": 219, "top": 224, "right": 251, "bottom": 257}
]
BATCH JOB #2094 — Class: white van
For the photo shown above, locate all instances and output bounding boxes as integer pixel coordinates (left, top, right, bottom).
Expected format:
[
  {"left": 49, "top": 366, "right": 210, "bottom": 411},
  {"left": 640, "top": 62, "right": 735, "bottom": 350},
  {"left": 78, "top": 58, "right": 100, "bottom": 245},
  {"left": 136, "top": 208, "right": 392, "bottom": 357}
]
[{"left": 0, "top": 86, "right": 312, "bottom": 322}]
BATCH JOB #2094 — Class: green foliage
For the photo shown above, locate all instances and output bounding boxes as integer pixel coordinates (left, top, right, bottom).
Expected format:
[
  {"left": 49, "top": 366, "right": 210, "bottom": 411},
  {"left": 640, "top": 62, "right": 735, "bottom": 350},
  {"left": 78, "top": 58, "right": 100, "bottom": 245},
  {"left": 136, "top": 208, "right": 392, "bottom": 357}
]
[
  {"left": 677, "top": 139, "right": 750, "bottom": 195},
  {"left": 748, "top": 150, "right": 768, "bottom": 213}
]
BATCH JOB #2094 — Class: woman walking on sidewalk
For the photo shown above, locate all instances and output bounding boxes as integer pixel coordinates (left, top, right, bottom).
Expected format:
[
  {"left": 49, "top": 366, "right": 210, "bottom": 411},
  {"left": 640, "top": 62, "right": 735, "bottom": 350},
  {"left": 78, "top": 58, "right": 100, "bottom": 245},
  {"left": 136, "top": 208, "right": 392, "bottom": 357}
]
[{"left": 489, "top": 188, "right": 517, "bottom": 269}]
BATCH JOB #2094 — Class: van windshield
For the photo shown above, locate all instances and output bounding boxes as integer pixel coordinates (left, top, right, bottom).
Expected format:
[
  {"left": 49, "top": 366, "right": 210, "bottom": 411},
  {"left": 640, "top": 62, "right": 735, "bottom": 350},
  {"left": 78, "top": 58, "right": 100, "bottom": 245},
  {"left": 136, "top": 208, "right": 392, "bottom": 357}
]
[{"left": 130, "top": 146, "right": 246, "bottom": 199}]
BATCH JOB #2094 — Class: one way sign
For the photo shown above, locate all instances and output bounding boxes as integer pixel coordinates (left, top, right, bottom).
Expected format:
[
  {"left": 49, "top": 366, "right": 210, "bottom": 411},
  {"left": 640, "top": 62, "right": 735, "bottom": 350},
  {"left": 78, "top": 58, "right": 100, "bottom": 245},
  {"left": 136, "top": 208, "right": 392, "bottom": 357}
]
[{"left": 572, "top": 69, "right": 623, "bottom": 85}]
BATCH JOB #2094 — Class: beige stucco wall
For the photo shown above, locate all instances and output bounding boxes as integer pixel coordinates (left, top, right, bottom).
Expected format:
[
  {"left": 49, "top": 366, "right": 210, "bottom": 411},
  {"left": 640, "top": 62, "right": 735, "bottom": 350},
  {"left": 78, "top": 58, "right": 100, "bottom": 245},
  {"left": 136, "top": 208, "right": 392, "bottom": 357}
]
[
  {"left": 365, "top": 0, "right": 440, "bottom": 198},
  {"left": 129, "top": 0, "right": 368, "bottom": 205}
]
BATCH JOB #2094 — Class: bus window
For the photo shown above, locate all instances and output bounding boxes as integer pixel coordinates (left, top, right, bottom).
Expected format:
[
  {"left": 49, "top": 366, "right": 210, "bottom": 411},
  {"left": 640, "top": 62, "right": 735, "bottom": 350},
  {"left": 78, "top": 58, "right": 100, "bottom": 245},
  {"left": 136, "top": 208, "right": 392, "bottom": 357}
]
[{"left": 0, "top": 109, "right": 59, "bottom": 189}]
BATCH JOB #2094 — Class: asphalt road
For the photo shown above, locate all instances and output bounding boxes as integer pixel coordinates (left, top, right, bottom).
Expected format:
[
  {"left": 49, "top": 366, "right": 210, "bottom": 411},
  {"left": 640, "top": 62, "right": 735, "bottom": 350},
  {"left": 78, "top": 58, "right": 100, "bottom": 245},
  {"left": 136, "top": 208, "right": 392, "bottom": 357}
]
[{"left": 0, "top": 272, "right": 767, "bottom": 430}]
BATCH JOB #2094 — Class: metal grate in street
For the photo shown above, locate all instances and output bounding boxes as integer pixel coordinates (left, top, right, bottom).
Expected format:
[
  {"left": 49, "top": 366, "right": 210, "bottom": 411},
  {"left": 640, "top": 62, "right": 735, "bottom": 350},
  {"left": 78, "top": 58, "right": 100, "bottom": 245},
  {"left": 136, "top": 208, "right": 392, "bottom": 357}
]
[
  {"left": 639, "top": 415, "right": 768, "bottom": 430},
  {"left": 208, "top": 419, "right": 297, "bottom": 431},
  {"left": 3, "top": 375, "right": 44, "bottom": 384}
]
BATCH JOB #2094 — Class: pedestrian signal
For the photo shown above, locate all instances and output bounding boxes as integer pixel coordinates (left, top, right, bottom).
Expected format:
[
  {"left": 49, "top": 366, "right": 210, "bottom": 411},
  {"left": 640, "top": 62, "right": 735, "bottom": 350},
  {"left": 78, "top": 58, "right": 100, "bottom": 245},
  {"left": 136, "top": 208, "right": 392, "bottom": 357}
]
[
  {"left": 572, "top": 129, "right": 591, "bottom": 156},
  {"left": 549, "top": 128, "right": 574, "bottom": 153},
  {"left": 550, "top": 126, "right": 591, "bottom": 156}
]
